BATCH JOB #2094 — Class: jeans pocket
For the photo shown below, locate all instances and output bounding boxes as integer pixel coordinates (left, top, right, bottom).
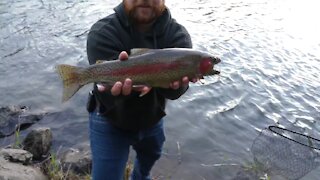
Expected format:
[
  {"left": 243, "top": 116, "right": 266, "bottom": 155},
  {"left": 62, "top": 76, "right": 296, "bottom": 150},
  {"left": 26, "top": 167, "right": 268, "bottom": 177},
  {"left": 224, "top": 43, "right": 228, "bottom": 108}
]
[
  {"left": 89, "top": 111, "right": 106, "bottom": 123},
  {"left": 89, "top": 112, "right": 112, "bottom": 134}
]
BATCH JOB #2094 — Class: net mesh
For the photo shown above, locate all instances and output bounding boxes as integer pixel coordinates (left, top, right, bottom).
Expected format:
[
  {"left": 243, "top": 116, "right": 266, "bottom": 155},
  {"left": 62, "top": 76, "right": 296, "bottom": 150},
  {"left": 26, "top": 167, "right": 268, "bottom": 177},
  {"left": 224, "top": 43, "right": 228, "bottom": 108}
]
[{"left": 251, "top": 126, "right": 320, "bottom": 180}]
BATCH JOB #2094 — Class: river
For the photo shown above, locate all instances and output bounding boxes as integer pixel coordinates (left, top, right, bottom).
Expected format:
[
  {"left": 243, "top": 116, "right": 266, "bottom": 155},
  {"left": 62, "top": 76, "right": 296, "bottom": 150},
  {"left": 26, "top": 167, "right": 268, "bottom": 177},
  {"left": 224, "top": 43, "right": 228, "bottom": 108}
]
[{"left": 1, "top": 0, "right": 319, "bottom": 179}]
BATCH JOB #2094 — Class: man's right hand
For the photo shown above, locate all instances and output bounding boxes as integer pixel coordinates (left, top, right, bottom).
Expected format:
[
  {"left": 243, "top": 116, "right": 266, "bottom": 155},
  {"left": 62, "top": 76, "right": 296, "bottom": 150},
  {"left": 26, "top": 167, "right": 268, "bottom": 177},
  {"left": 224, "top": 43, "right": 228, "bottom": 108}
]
[{"left": 96, "top": 51, "right": 151, "bottom": 96}]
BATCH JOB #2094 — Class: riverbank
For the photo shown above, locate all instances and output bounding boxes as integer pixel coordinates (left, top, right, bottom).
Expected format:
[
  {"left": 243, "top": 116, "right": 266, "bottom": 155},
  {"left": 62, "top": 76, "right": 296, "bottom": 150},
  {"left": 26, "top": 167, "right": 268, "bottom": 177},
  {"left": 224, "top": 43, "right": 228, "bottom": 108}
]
[{"left": 0, "top": 127, "right": 91, "bottom": 180}]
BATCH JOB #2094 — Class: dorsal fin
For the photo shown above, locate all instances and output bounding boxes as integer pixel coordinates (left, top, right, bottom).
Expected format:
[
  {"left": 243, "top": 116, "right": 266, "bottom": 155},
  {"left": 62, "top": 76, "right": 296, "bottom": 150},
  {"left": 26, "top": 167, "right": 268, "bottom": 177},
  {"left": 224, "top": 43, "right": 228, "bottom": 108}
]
[{"left": 130, "top": 48, "right": 150, "bottom": 56}]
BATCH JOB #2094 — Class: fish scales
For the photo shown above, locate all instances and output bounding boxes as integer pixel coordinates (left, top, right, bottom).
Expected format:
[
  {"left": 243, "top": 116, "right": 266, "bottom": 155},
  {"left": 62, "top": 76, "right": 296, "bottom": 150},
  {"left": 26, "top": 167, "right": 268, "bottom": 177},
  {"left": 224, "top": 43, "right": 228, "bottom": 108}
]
[{"left": 56, "top": 48, "right": 221, "bottom": 102}]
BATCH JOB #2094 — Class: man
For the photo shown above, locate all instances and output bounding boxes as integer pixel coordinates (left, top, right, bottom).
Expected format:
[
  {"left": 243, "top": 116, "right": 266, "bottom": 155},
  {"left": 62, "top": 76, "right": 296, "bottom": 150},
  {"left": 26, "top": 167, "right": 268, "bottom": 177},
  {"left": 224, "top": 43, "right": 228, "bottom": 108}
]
[{"left": 86, "top": 0, "right": 196, "bottom": 179}]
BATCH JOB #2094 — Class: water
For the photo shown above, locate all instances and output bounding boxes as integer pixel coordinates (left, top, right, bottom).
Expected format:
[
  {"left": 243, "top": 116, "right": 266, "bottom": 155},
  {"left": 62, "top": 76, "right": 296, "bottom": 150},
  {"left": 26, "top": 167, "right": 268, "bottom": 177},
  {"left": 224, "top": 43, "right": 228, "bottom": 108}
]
[{"left": 1, "top": 0, "right": 320, "bottom": 179}]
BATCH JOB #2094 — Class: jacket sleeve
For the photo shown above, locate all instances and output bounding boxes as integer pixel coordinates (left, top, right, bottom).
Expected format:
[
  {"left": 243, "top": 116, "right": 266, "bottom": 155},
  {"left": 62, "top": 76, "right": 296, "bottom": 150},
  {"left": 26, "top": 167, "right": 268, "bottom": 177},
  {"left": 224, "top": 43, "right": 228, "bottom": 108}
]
[
  {"left": 156, "top": 24, "right": 193, "bottom": 100},
  {"left": 87, "top": 27, "right": 123, "bottom": 65}
]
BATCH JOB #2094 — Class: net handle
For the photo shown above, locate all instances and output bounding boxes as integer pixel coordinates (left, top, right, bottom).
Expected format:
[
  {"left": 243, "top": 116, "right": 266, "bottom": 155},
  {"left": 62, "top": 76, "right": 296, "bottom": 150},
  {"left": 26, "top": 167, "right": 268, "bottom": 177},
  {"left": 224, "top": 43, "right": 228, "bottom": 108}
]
[{"left": 269, "top": 126, "right": 320, "bottom": 151}]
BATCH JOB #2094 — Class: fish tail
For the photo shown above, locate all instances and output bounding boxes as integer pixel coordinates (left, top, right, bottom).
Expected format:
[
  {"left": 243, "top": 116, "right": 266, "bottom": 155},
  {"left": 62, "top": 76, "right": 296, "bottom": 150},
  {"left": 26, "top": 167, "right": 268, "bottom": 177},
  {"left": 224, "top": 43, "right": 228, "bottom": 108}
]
[{"left": 56, "top": 64, "right": 85, "bottom": 102}]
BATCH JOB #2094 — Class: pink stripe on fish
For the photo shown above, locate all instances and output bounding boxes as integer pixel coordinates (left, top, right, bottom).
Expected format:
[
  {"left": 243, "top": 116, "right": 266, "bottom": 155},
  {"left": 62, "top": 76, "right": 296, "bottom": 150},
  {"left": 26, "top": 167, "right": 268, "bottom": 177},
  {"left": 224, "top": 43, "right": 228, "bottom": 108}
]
[{"left": 101, "top": 62, "right": 184, "bottom": 76}]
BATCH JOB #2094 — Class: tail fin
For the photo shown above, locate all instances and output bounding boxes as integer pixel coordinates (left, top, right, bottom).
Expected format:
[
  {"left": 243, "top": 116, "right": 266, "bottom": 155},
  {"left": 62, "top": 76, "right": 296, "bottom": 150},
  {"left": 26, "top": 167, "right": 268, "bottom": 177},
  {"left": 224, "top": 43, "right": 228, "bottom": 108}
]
[{"left": 56, "top": 64, "right": 84, "bottom": 102}]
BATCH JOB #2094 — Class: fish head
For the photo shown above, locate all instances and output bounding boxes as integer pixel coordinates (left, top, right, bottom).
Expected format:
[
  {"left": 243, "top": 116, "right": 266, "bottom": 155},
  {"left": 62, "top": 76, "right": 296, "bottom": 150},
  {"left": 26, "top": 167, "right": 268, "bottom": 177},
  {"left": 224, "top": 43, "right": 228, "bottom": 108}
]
[{"left": 199, "top": 56, "right": 221, "bottom": 75}]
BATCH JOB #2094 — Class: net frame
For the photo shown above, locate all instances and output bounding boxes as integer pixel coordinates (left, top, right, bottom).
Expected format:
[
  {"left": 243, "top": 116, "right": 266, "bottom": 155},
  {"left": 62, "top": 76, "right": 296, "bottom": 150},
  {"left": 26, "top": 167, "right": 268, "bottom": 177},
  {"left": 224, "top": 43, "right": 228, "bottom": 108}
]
[
  {"left": 268, "top": 125, "right": 320, "bottom": 151},
  {"left": 250, "top": 125, "right": 320, "bottom": 180}
]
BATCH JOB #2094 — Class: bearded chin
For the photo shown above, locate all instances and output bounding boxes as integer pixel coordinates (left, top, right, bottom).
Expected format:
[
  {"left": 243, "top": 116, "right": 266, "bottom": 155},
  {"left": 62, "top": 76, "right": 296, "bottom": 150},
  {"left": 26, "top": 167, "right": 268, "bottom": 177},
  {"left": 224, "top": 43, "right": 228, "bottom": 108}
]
[
  {"left": 133, "top": 13, "right": 153, "bottom": 24},
  {"left": 127, "top": 6, "right": 166, "bottom": 24}
]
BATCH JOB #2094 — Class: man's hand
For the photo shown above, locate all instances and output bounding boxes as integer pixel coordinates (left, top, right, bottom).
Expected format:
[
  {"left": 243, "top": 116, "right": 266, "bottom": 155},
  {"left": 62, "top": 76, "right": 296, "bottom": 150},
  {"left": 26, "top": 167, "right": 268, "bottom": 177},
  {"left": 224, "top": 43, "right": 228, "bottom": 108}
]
[{"left": 97, "top": 51, "right": 151, "bottom": 96}]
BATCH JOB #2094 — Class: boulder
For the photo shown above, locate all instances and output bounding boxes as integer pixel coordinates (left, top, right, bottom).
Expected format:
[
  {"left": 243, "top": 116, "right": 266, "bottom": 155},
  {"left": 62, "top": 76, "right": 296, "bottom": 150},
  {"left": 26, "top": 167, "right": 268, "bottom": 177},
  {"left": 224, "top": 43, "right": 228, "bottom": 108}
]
[
  {"left": 0, "top": 105, "right": 44, "bottom": 138},
  {"left": 61, "top": 147, "right": 92, "bottom": 175},
  {"left": 0, "top": 155, "right": 47, "bottom": 180},
  {"left": 0, "top": 148, "right": 33, "bottom": 165},
  {"left": 23, "top": 128, "right": 52, "bottom": 160}
]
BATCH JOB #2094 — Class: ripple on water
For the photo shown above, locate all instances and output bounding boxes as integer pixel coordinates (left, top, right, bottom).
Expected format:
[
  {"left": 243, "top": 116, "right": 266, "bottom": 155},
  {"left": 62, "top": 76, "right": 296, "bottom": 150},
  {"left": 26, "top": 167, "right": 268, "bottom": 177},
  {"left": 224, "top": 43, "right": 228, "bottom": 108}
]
[{"left": 1, "top": 0, "right": 320, "bottom": 179}]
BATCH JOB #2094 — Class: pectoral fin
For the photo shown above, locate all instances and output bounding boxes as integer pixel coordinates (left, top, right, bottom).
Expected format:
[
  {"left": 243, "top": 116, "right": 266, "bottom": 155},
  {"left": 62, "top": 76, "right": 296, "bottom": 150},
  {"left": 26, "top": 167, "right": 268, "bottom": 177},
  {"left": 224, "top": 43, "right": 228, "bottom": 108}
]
[{"left": 206, "top": 69, "right": 220, "bottom": 75}]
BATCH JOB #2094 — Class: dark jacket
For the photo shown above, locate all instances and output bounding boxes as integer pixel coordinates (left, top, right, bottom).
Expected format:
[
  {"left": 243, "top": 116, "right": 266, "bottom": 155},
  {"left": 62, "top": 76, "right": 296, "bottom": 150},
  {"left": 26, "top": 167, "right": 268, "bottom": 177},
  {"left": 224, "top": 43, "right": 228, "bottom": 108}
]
[{"left": 86, "top": 3, "right": 192, "bottom": 131}]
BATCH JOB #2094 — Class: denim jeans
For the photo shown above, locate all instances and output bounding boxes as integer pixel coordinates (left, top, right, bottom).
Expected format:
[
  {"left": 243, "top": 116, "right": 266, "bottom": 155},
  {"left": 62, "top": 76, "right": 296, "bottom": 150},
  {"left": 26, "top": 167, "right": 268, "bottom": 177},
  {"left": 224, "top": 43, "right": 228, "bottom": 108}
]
[{"left": 89, "top": 111, "right": 165, "bottom": 180}]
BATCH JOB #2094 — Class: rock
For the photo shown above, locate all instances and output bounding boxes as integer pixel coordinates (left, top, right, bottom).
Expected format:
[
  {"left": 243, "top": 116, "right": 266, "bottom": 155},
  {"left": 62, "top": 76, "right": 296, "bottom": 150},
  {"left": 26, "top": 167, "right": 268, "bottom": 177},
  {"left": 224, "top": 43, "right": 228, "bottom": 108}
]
[
  {"left": 61, "top": 147, "right": 92, "bottom": 175},
  {"left": 23, "top": 128, "right": 52, "bottom": 160},
  {"left": 0, "top": 105, "right": 44, "bottom": 138},
  {"left": 0, "top": 148, "right": 33, "bottom": 165},
  {"left": 0, "top": 156, "right": 47, "bottom": 180}
]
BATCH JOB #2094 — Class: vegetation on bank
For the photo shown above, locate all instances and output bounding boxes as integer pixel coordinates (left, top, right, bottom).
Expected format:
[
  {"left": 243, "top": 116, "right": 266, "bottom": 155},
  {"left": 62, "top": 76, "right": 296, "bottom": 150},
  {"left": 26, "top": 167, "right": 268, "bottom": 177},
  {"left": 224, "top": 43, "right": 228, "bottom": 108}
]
[
  {"left": 40, "top": 153, "right": 132, "bottom": 180},
  {"left": 10, "top": 128, "right": 135, "bottom": 180}
]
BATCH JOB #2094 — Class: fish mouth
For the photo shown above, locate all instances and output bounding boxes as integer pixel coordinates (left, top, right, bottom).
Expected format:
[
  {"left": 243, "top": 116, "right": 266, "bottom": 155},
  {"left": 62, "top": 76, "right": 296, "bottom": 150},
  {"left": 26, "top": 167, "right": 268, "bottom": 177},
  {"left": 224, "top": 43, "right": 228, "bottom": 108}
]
[
  {"left": 212, "top": 69, "right": 220, "bottom": 75},
  {"left": 211, "top": 56, "right": 221, "bottom": 65},
  {"left": 211, "top": 57, "right": 221, "bottom": 75}
]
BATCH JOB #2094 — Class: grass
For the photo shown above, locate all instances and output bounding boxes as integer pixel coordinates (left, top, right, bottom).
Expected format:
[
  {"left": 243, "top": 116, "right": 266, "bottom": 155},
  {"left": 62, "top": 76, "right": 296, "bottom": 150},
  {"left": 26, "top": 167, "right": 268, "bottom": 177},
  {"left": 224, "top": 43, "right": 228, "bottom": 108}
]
[
  {"left": 242, "top": 161, "right": 271, "bottom": 180},
  {"left": 124, "top": 161, "right": 133, "bottom": 180},
  {"left": 13, "top": 128, "right": 22, "bottom": 148},
  {"left": 39, "top": 152, "right": 91, "bottom": 180},
  {"left": 47, "top": 153, "right": 61, "bottom": 178},
  {"left": 43, "top": 157, "right": 133, "bottom": 180}
]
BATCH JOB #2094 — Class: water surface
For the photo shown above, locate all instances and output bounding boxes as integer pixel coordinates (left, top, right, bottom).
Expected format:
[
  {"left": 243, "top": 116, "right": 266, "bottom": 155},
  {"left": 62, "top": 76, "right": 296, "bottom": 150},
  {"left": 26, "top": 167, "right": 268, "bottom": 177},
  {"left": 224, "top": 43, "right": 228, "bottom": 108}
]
[{"left": 1, "top": 0, "right": 320, "bottom": 179}]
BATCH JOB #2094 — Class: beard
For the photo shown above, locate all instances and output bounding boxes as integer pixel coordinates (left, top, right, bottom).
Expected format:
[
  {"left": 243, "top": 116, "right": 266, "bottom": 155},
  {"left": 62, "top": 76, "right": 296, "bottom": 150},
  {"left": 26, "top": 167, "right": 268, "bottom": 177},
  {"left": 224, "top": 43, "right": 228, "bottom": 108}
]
[{"left": 124, "top": 0, "right": 166, "bottom": 24}]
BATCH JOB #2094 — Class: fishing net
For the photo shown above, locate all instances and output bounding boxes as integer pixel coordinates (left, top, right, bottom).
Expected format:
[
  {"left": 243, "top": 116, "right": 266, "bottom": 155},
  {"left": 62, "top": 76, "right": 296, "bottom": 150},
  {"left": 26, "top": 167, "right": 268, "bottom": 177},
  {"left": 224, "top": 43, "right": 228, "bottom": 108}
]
[{"left": 251, "top": 125, "right": 320, "bottom": 180}]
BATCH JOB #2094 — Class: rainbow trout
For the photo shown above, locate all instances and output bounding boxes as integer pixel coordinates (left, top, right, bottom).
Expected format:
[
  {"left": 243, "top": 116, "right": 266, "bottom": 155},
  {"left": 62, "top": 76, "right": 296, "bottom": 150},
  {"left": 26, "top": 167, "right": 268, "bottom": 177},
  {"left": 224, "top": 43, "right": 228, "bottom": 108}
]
[{"left": 56, "top": 48, "right": 221, "bottom": 102}]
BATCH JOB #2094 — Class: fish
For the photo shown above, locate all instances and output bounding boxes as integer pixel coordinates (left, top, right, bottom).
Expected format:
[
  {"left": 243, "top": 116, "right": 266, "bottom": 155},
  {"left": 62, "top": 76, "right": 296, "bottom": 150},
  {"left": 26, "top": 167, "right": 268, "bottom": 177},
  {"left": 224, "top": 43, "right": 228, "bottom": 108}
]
[{"left": 56, "top": 48, "right": 221, "bottom": 102}]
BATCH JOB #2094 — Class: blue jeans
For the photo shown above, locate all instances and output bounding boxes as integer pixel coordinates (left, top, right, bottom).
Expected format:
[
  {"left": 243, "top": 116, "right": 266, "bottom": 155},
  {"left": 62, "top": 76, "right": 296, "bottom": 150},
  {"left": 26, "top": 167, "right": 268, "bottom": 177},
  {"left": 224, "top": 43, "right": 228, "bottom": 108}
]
[{"left": 89, "top": 111, "right": 165, "bottom": 180}]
